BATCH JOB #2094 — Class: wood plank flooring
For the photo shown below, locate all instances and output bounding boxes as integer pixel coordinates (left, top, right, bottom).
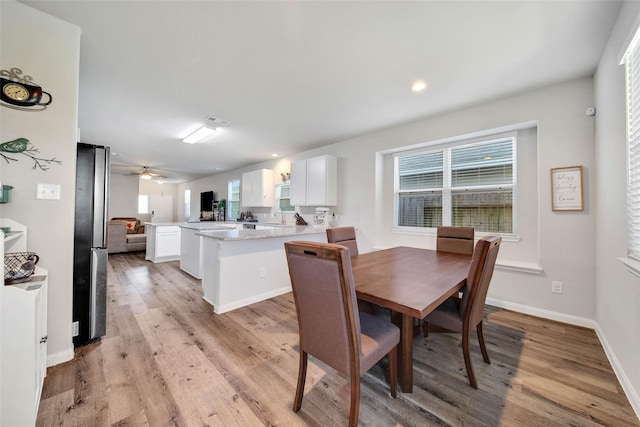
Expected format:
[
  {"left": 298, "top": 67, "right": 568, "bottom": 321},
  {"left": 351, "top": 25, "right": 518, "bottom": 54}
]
[{"left": 37, "top": 252, "right": 639, "bottom": 426}]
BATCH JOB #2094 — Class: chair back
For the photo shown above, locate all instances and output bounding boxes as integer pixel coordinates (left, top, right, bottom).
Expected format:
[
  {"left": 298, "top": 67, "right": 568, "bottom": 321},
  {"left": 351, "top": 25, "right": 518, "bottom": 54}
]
[
  {"left": 326, "top": 227, "right": 359, "bottom": 256},
  {"left": 460, "top": 235, "right": 501, "bottom": 328},
  {"left": 285, "top": 241, "right": 361, "bottom": 376},
  {"left": 436, "top": 226, "right": 474, "bottom": 255}
]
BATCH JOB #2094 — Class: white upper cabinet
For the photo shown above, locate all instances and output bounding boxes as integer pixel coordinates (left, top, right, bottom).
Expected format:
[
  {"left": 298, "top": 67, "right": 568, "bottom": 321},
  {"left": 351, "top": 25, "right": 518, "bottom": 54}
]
[
  {"left": 242, "top": 169, "right": 274, "bottom": 207},
  {"left": 290, "top": 155, "right": 337, "bottom": 206}
]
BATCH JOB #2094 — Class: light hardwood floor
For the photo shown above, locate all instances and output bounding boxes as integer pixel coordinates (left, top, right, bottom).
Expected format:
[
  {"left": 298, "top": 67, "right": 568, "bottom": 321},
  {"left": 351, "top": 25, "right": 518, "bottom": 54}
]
[{"left": 37, "top": 252, "right": 639, "bottom": 426}]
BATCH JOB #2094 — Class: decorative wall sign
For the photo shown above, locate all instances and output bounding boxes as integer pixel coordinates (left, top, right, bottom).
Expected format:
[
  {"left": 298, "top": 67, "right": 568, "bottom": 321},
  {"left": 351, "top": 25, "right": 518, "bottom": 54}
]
[
  {"left": 551, "top": 166, "right": 583, "bottom": 211},
  {"left": 0, "top": 68, "right": 52, "bottom": 111},
  {"left": 0, "top": 138, "right": 62, "bottom": 171}
]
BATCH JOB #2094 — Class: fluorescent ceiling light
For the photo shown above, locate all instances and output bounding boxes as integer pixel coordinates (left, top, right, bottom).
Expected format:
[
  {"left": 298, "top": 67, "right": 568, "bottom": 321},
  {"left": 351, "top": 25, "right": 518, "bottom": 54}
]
[{"left": 183, "top": 124, "right": 218, "bottom": 144}]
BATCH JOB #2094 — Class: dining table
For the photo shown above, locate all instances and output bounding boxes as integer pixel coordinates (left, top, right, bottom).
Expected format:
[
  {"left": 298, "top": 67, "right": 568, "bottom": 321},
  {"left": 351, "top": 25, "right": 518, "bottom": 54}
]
[{"left": 351, "top": 246, "right": 472, "bottom": 393}]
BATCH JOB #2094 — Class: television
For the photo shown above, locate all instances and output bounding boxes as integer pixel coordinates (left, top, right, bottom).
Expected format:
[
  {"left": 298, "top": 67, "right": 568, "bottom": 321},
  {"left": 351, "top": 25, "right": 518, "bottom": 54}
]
[{"left": 200, "top": 191, "right": 215, "bottom": 218}]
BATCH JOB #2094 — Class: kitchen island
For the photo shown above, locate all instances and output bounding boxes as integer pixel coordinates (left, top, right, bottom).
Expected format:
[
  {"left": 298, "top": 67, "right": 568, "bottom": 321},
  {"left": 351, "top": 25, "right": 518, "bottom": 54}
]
[
  {"left": 179, "top": 221, "right": 237, "bottom": 278},
  {"left": 198, "top": 225, "right": 326, "bottom": 314}
]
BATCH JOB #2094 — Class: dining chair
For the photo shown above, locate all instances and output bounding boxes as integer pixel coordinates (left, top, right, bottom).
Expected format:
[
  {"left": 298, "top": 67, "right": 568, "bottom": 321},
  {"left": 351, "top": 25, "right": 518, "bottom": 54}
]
[
  {"left": 436, "top": 226, "right": 475, "bottom": 255},
  {"left": 326, "top": 226, "right": 359, "bottom": 256},
  {"left": 424, "top": 235, "right": 501, "bottom": 389},
  {"left": 284, "top": 241, "right": 399, "bottom": 426}
]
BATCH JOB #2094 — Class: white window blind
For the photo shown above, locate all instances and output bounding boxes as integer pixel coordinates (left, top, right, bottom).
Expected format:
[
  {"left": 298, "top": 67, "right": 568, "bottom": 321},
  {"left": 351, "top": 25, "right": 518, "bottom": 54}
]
[
  {"left": 623, "top": 29, "right": 640, "bottom": 261},
  {"left": 395, "top": 137, "right": 515, "bottom": 233}
]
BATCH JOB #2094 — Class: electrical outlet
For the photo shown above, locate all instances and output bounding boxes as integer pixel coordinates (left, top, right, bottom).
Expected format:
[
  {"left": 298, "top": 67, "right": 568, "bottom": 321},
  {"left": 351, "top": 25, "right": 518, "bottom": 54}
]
[
  {"left": 72, "top": 321, "right": 79, "bottom": 337},
  {"left": 551, "top": 281, "right": 563, "bottom": 294},
  {"left": 259, "top": 266, "right": 266, "bottom": 278}
]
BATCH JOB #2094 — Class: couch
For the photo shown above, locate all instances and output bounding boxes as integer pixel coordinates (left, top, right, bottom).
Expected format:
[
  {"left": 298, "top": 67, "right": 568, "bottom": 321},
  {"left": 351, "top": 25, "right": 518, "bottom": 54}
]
[{"left": 107, "top": 217, "right": 147, "bottom": 253}]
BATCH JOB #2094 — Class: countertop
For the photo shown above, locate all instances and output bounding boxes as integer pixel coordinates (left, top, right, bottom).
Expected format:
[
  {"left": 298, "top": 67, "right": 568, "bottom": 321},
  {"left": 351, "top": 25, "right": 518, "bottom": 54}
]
[
  {"left": 179, "top": 222, "right": 238, "bottom": 230},
  {"left": 196, "top": 225, "right": 325, "bottom": 241}
]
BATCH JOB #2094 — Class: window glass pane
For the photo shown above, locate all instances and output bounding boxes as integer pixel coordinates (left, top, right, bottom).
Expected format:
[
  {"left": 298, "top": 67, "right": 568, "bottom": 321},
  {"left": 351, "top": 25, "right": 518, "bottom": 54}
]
[
  {"left": 451, "top": 139, "right": 513, "bottom": 187},
  {"left": 228, "top": 180, "right": 240, "bottom": 220},
  {"left": 626, "top": 32, "right": 640, "bottom": 260},
  {"left": 184, "top": 189, "right": 191, "bottom": 218},
  {"left": 276, "top": 184, "right": 295, "bottom": 211},
  {"left": 398, "top": 151, "right": 443, "bottom": 190},
  {"left": 138, "top": 195, "right": 149, "bottom": 214},
  {"left": 397, "top": 191, "right": 443, "bottom": 227},
  {"left": 452, "top": 189, "right": 513, "bottom": 232}
]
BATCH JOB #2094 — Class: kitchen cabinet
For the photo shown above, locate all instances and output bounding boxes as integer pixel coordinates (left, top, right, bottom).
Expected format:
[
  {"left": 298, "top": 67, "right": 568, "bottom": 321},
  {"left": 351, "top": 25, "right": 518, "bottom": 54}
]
[
  {"left": 145, "top": 223, "right": 181, "bottom": 263},
  {"left": 290, "top": 155, "right": 337, "bottom": 206},
  {"left": 1, "top": 219, "right": 48, "bottom": 427},
  {"left": 242, "top": 169, "right": 274, "bottom": 207}
]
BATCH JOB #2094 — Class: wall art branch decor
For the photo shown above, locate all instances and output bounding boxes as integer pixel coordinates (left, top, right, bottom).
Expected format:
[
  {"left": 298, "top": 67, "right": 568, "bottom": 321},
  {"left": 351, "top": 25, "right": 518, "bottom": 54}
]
[
  {"left": 1, "top": 68, "right": 53, "bottom": 111},
  {"left": 551, "top": 165, "right": 583, "bottom": 211},
  {"left": 1, "top": 138, "right": 62, "bottom": 171}
]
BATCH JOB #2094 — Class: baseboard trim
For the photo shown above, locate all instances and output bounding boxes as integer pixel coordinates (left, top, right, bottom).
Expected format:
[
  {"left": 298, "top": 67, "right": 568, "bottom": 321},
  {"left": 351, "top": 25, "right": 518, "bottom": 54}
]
[
  {"left": 486, "top": 298, "right": 640, "bottom": 420},
  {"left": 47, "top": 347, "right": 74, "bottom": 367},
  {"left": 485, "top": 298, "right": 597, "bottom": 328},
  {"left": 594, "top": 323, "right": 640, "bottom": 420}
]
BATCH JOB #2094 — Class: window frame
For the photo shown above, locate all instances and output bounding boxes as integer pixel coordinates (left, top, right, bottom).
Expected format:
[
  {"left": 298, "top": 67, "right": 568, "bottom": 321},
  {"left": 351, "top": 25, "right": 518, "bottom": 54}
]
[
  {"left": 227, "top": 179, "right": 241, "bottom": 220},
  {"left": 623, "top": 26, "right": 640, "bottom": 262},
  {"left": 393, "top": 134, "right": 517, "bottom": 236}
]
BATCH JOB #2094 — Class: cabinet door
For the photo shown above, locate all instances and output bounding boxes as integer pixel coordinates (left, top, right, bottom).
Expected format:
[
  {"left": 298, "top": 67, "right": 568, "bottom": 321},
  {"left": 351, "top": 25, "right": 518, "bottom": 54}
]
[
  {"left": 306, "top": 155, "right": 337, "bottom": 206},
  {"left": 290, "top": 160, "right": 307, "bottom": 206},
  {"left": 156, "top": 227, "right": 181, "bottom": 257},
  {"left": 241, "top": 171, "right": 255, "bottom": 207},
  {"left": 241, "top": 169, "right": 273, "bottom": 207}
]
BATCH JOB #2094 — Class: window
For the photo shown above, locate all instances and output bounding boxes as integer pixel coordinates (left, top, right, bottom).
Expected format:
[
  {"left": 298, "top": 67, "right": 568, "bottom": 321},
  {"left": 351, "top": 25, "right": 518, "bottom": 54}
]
[
  {"left": 623, "top": 27, "right": 640, "bottom": 261},
  {"left": 138, "top": 194, "right": 149, "bottom": 214},
  {"left": 394, "top": 136, "right": 516, "bottom": 233},
  {"left": 276, "top": 184, "right": 295, "bottom": 212},
  {"left": 184, "top": 189, "right": 191, "bottom": 218},
  {"left": 227, "top": 180, "right": 240, "bottom": 220}
]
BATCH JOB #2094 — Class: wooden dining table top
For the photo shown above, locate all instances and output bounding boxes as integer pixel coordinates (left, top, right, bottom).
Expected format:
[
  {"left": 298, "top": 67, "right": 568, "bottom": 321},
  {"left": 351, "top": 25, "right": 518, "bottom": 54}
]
[{"left": 351, "top": 246, "right": 471, "bottom": 319}]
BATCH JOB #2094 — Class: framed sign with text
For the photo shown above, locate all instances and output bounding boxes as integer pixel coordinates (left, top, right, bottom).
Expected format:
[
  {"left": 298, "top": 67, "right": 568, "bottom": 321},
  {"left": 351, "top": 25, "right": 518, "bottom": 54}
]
[{"left": 551, "top": 166, "right": 583, "bottom": 211}]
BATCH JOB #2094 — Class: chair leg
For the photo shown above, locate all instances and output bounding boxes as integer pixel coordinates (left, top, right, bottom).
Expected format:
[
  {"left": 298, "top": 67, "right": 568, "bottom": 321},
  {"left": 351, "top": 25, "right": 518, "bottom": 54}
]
[
  {"left": 477, "top": 322, "right": 490, "bottom": 364},
  {"left": 293, "top": 351, "right": 308, "bottom": 412},
  {"left": 462, "top": 331, "right": 478, "bottom": 389},
  {"left": 348, "top": 375, "right": 361, "bottom": 427},
  {"left": 388, "top": 346, "right": 397, "bottom": 398}
]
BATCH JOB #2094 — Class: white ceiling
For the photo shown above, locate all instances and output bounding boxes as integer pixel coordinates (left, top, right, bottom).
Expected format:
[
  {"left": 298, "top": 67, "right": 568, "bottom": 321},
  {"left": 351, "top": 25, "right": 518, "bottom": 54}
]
[{"left": 21, "top": 0, "right": 622, "bottom": 183}]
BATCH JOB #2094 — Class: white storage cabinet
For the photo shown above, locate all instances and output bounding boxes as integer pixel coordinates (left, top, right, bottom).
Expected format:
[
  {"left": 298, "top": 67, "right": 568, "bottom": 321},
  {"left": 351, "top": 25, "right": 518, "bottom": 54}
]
[
  {"left": 1, "top": 219, "right": 48, "bottom": 427},
  {"left": 290, "top": 155, "right": 337, "bottom": 206},
  {"left": 146, "top": 223, "right": 181, "bottom": 263},
  {"left": 242, "top": 169, "right": 274, "bottom": 207}
]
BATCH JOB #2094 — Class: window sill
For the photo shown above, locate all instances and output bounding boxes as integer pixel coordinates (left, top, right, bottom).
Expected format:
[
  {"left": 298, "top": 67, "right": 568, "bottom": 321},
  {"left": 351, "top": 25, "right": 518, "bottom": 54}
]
[
  {"left": 391, "top": 227, "right": 521, "bottom": 243},
  {"left": 495, "top": 260, "right": 543, "bottom": 275},
  {"left": 618, "top": 257, "right": 640, "bottom": 278}
]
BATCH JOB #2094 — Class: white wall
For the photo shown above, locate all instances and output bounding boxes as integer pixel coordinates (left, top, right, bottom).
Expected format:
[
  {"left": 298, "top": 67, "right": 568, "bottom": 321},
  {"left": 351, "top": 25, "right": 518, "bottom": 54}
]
[
  {"left": 138, "top": 180, "right": 177, "bottom": 222},
  {"left": 108, "top": 174, "right": 139, "bottom": 218},
  {"left": 594, "top": 0, "right": 640, "bottom": 416},
  {"left": 0, "top": 1, "right": 80, "bottom": 364}
]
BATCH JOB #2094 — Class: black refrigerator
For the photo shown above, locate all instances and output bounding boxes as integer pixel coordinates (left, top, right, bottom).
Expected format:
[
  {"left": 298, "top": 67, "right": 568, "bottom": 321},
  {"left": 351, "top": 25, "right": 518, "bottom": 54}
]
[{"left": 73, "top": 142, "right": 110, "bottom": 347}]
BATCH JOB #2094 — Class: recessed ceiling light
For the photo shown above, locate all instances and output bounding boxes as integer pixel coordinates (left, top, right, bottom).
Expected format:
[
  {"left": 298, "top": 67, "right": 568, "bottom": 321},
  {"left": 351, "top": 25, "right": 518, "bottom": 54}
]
[
  {"left": 272, "top": 153, "right": 279, "bottom": 157},
  {"left": 411, "top": 81, "right": 427, "bottom": 92}
]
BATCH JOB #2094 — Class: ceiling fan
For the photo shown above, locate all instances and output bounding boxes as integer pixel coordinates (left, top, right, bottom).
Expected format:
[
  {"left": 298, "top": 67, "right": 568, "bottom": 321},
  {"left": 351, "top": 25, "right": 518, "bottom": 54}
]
[{"left": 125, "top": 166, "right": 167, "bottom": 180}]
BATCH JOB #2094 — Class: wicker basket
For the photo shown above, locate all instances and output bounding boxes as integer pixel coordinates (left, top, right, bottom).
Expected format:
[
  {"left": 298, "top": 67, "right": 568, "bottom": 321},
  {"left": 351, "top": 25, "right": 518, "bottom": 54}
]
[{"left": 4, "top": 252, "right": 39, "bottom": 284}]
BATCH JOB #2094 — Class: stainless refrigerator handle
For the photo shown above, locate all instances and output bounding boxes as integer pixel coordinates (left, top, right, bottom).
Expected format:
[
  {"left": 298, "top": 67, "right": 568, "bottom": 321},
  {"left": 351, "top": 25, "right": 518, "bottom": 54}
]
[{"left": 92, "top": 146, "right": 110, "bottom": 247}]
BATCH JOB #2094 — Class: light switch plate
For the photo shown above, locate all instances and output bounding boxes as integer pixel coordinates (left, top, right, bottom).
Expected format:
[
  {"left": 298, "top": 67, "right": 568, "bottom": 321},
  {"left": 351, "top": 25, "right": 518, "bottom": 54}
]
[{"left": 36, "top": 183, "right": 61, "bottom": 200}]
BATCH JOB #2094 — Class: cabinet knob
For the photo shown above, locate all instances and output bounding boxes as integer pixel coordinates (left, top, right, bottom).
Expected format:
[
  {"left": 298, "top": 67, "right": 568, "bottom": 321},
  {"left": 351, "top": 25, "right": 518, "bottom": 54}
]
[{"left": 40, "top": 335, "right": 48, "bottom": 343}]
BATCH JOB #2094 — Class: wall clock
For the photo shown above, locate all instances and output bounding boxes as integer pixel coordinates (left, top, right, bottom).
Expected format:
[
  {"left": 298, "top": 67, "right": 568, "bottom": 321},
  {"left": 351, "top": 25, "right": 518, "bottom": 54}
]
[{"left": 0, "top": 68, "right": 52, "bottom": 111}]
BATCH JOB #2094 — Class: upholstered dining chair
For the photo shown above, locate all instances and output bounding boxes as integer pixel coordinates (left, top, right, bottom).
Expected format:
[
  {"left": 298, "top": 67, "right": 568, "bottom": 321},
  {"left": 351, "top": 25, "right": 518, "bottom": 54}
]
[
  {"left": 326, "top": 226, "right": 359, "bottom": 256},
  {"left": 424, "top": 235, "right": 502, "bottom": 389},
  {"left": 436, "top": 226, "right": 475, "bottom": 255},
  {"left": 284, "top": 241, "right": 399, "bottom": 426}
]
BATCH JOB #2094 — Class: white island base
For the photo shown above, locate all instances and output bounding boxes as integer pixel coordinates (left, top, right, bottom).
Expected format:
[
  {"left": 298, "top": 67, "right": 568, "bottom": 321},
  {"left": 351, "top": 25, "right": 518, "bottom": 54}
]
[{"left": 200, "top": 227, "right": 325, "bottom": 314}]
